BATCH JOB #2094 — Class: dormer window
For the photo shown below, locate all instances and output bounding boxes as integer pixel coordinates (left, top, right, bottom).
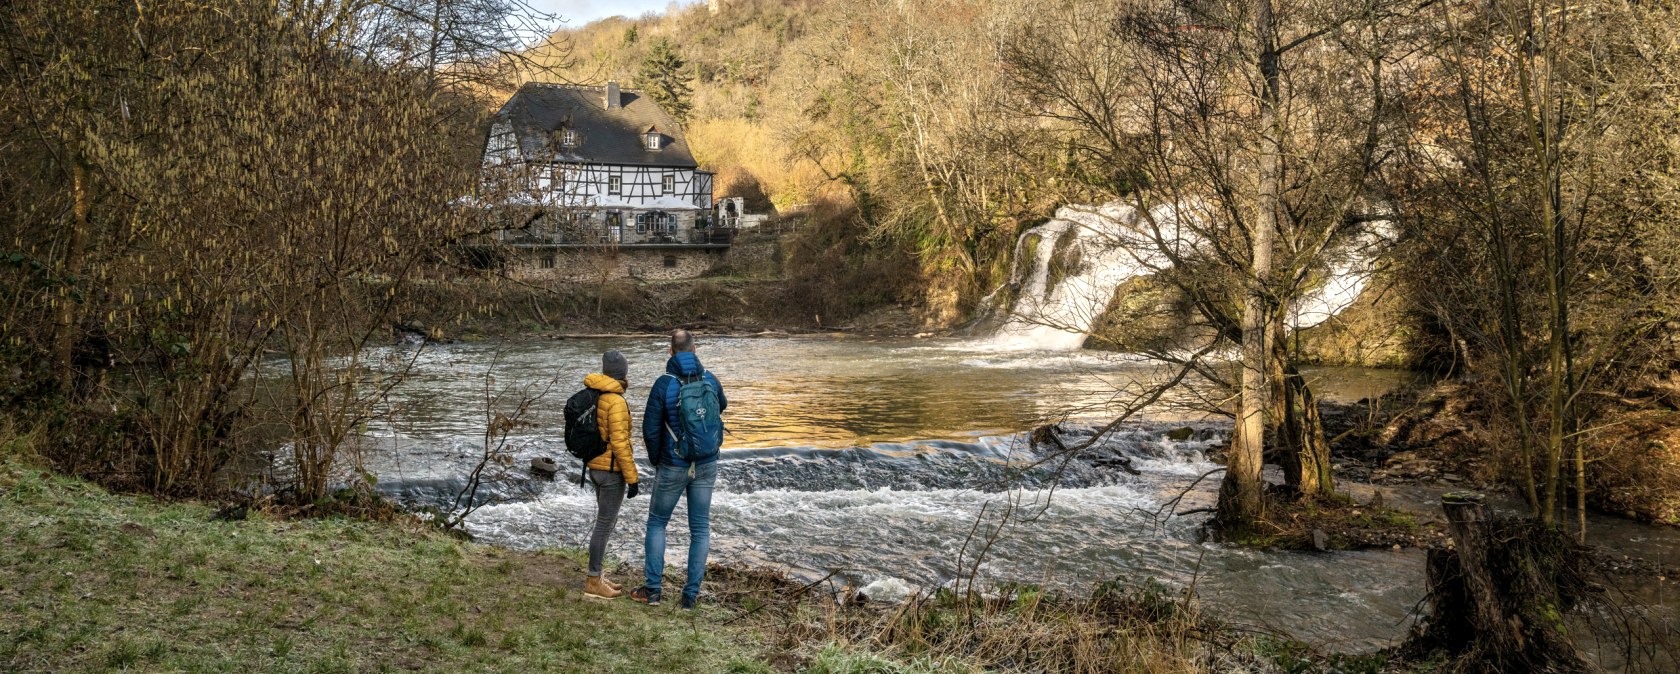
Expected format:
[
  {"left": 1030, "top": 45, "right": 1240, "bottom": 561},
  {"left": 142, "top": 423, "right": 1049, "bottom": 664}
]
[
  {"left": 562, "top": 129, "right": 578, "bottom": 148},
  {"left": 645, "top": 127, "right": 661, "bottom": 151}
]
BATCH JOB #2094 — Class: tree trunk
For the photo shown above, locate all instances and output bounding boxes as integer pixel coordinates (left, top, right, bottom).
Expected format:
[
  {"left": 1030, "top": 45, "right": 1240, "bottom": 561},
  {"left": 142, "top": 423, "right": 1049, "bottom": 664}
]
[
  {"left": 1443, "top": 494, "right": 1526, "bottom": 653},
  {"left": 1407, "top": 493, "right": 1600, "bottom": 673},
  {"left": 1265, "top": 318, "right": 1332, "bottom": 498},
  {"left": 1218, "top": 0, "right": 1281, "bottom": 528},
  {"left": 52, "top": 160, "right": 91, "bottom": 396},
  {"left": 1281, "top": 362, "right": 1334, "bottom": 497},
  {"left": 1221, "top": 284, "right": 1271, "bottom": 525}
]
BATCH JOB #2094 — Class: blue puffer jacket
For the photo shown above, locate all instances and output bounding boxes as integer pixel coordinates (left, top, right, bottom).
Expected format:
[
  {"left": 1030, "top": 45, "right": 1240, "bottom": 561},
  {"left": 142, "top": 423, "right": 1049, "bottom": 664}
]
[{"left": 642, "top": 352, "right": 727, "bottom": 467}]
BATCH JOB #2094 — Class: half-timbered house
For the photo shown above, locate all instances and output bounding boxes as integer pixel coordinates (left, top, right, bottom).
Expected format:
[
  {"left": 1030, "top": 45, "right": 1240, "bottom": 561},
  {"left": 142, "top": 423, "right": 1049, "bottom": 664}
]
[{"left": 482, "top": 82, "right": 731, "bottom": 279}]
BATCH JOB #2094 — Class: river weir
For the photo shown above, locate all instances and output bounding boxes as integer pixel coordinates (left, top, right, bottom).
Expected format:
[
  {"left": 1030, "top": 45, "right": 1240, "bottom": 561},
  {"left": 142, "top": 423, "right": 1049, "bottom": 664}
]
[
  {"left": 359, "top": 337, "right": 1441, "bottom": 650},
  {"left": 350, "top": 336, "right": 1679, "bottom": 665}
]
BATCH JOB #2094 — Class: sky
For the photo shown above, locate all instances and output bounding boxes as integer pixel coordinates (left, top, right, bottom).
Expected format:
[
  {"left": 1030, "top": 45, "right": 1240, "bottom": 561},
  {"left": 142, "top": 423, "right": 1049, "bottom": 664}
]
[{"left": 529, "top": 0, "right": 697, "bottom": 27}]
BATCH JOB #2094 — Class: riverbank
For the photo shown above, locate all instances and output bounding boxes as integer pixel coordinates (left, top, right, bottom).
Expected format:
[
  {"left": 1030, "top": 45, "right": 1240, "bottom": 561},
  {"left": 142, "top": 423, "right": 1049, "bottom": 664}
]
[
  {"left": 0, "top": 455, "right": 1428, "bottom": 673},
  {"left": 0, "top": 458, "right": 780, "bottom": 671},
  {"left": 392, "top": 275, "right": 929, "bottom": 344},
  {"left": 0, "top": 451, "right": 1378, "bottom": 673}
]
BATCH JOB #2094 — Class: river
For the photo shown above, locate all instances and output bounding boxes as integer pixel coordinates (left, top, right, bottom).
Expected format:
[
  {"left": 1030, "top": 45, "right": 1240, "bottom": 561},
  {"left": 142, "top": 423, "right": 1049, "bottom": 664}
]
[{"left": 354, "top": 335, "right": 1675, "bottom": 660}]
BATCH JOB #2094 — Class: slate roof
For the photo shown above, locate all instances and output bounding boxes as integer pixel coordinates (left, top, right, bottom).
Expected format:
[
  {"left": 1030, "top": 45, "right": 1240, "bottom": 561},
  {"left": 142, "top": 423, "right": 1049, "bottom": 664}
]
[{"left": 496, "top": 83, "right": 697, "bottom": 169}]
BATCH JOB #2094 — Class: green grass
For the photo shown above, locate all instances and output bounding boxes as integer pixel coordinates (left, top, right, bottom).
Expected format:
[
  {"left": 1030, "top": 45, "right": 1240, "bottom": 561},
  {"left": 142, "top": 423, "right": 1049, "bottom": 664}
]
[
  {"left": 799, "top": 645, "right": 967, "bottom": 674},
  {"left": 0, "top": 460, "right": 771, "bottom": 672}
]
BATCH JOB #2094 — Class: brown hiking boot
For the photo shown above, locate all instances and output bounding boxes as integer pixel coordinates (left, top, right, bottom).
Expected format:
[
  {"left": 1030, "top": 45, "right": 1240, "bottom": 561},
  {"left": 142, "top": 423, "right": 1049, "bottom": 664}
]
[
  {"left": 601, "top": 576, "right": 623, "bottom": 592},
  {"left": 629, "top": 586, "right": 661, "bottom": 606},
  {"left": 584, "top": 575, "right": 621, "bottom": 599}
]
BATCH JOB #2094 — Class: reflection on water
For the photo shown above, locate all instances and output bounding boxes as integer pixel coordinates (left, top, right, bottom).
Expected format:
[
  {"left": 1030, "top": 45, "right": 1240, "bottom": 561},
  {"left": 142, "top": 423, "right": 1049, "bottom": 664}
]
[
  {"left": 351, "top": 336, "right": 1672, "bottom": 660},
  {"left": 366, "top": 337, "right": 1413, "bottom": 453}
]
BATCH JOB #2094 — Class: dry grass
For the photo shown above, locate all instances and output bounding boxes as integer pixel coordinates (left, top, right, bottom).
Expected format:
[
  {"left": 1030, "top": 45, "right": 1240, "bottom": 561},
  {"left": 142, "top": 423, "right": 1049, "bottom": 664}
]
[
  {"left": 1590, "top": 410, "right": 1680, "bottom": 526},
  {"left": 706, "top": 564, "right": 1385, "bottom": 674}
]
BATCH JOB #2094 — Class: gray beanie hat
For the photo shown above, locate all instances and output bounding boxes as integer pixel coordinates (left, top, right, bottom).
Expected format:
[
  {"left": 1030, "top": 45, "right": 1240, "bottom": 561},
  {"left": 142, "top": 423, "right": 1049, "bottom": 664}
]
[{"left": 602, "top": 350, "right": 629, "bottom": 381}]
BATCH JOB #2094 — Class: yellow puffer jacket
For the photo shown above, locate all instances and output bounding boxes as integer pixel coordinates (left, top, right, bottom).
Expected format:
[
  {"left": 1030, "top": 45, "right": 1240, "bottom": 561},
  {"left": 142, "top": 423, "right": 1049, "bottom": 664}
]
[{"left": 583, "top": 373, "right": 638, "bottom": 484}]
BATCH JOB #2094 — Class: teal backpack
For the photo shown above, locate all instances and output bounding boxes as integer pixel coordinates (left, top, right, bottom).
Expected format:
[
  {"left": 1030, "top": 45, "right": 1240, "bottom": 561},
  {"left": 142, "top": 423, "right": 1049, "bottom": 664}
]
[{"left": 673, "top": 373, "right": 724, "bottom": 462}]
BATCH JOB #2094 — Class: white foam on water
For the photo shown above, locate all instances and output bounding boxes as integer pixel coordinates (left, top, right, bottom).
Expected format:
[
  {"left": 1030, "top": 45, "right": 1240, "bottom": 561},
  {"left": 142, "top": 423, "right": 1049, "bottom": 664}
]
[
  {"left": 434, "top": 431, "right": 1433, "bottom": 653},
  {"left": 985, "top": 201, "right": 1390, "bottom": 350},
  {"left": 461, "top": 479, "right": 1177, "bottom": 574},
  {"left": 858, "top": 576, "right": 914, "bottom": 603},
  {"left": 956, "top": 355, "right": 1122, "bottom": 371}
]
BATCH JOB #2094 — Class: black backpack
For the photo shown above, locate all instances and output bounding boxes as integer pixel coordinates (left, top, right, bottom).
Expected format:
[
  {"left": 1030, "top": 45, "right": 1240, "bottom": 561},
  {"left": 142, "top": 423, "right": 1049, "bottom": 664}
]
[{"left": 563, "top": 388, "right": 607, "bottom": 468}]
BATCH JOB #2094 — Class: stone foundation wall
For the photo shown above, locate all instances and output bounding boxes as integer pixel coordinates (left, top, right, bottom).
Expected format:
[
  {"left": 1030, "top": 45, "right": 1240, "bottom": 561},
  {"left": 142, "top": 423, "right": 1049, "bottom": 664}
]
[
  {"left": 713, "top": 234, "right": 781, "bottom": 278},
  {"left": 510, "top": 247, "right": 724, "bottom": 282}
]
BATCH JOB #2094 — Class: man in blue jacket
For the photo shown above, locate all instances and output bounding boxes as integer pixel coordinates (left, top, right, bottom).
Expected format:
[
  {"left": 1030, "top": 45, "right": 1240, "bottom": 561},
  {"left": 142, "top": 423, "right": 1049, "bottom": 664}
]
[{"left": 631, "top": 329, "right": 727, "bottom": 610}]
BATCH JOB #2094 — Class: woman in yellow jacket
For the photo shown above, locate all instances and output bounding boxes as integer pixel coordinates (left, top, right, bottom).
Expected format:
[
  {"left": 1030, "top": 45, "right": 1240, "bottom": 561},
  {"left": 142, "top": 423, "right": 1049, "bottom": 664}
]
[{"left": 584, "top": 350, "right": 639, "bottom": 599}]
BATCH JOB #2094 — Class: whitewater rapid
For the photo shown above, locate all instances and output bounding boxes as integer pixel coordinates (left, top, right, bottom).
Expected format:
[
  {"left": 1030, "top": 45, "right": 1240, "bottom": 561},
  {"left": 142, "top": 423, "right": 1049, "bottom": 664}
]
[
  {"left": 438, "top": 423, "right": 1426, "bottom": 650},
  {"left": 345, "top": 337, "right": 1427, "bottom": 650}
]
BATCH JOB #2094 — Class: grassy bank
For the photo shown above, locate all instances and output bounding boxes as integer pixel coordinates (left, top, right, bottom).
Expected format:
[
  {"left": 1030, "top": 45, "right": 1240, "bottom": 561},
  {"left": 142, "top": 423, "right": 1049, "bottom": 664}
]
[
  {"left": 0, "top": 458, "right": 793, "bottom": 673},
  {"left": 0, "top": 450, "right": 1428, "bottom": 674}
]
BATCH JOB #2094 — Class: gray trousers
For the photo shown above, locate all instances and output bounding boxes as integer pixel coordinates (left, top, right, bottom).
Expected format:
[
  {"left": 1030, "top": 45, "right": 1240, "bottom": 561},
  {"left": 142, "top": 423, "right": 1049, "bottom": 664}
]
[{"left": 587, "top": 469, "right": 626, "bottom": 577}]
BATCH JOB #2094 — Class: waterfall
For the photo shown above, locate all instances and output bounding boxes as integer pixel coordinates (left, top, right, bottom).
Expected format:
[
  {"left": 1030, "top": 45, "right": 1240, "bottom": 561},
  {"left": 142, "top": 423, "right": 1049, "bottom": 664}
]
[
  {"left": 986, "top": 201, "right": 1386, "bottom": 351},
  {"left": 1288, "top": 224, "right": 1389, "bottom": 329},
  {"left": 987, "top": 202, "right": 1180, "bottom": 351}
]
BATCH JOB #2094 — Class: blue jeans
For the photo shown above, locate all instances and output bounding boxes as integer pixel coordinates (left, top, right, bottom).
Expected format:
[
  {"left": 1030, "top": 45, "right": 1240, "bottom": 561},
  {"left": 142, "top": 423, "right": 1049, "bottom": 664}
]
[{"left": 643, "top": 461, "right": 717, "bottom": 600}]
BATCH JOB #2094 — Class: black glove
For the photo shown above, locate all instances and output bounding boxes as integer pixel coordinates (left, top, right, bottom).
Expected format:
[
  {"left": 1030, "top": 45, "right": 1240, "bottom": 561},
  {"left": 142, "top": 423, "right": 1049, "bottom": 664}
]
[{"left": 626, "top": 482, "right": 640, "bottom": 499}]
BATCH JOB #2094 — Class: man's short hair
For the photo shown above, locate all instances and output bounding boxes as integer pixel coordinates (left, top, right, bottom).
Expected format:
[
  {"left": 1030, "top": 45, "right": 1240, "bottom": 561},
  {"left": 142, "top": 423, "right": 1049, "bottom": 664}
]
[{"left": 670, "top": 329, "right": 695, "bottom": 353}]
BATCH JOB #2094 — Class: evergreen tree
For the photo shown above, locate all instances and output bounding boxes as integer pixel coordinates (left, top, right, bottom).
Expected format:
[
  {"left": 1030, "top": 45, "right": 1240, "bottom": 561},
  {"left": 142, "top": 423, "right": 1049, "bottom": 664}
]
[{"left": 637, "top": 38, "right": 693, "bottom": 122}]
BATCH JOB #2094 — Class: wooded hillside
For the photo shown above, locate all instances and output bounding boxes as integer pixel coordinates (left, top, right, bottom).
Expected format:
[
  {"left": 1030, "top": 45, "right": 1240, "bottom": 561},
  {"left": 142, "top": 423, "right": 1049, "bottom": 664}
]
[{"left": 525, "top": 0, "right": 1680, "bottom": 526}]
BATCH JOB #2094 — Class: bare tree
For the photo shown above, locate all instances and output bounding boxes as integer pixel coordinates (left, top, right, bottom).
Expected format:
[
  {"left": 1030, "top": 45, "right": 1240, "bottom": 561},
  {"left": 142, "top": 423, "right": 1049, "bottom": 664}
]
[
  {"left": 437, "top": 350, "right": 555, "bottom": 530},
  {"left": 1004, "top": 0, "right": 1399, "bottom": 527},
  {"left": 0, "top": 0, "right": 566, "bottom": 497},
  {"left": 1387, "top": 0, "right": 1676, "bottom": 535}
]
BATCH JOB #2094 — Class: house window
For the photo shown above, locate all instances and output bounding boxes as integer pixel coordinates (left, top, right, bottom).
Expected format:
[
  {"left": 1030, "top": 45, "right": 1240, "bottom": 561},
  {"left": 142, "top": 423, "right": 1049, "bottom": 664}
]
[
  {"left": 540, "top": 254, "right": 556, "bottom": 269},
  {"left": 663, "top": 255, "right": 678, "bottom": 268},
  {"left": 645, "top": 133, "right": 660, "bottom": 150},
  {"left": 607, "top": 175, "right": 621, "bottom": 195},
  {"left": 636, "top": 212, "right": 672, "bottom": 235},
  {"left": 562, "top": 129, "right": 577, "bottom": 148},
  {"left": 662, "top": 174, "right": 675, "bottom": 194}
]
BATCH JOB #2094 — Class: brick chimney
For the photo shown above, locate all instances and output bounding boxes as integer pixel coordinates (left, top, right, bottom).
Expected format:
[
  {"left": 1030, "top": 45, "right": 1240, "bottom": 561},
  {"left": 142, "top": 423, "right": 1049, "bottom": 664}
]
[{"left": 605, "top": 81, "right": 621, "bottom": 109}]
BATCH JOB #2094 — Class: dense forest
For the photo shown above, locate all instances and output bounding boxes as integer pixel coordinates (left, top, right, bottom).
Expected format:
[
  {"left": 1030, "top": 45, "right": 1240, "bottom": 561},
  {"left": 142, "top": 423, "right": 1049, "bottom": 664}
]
[{"left": 3, "top": 0, "right": 1679, "bottom": 670}]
